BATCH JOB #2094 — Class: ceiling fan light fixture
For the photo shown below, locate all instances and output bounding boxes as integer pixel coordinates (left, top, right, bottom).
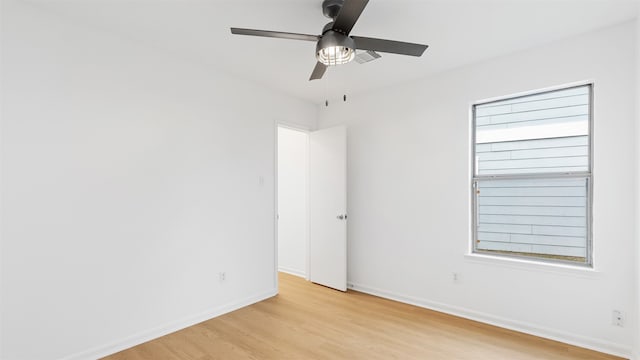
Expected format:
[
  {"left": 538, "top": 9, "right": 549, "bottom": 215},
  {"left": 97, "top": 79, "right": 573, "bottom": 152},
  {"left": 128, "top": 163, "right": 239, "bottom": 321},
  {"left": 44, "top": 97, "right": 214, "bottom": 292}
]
[
  {"left": 230, "top": 0, "right": 429, "bottom": 81},
  {"left": 317, "top": 46, "right": 355, "bottom": 66},
  {"left": 316, "top": 31, "right": 355, "bottom": 66}
]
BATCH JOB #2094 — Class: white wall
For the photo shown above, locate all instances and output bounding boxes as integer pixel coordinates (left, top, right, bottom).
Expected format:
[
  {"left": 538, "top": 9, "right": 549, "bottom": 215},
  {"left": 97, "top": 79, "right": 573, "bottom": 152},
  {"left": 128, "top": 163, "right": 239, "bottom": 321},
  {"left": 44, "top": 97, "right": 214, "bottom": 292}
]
[
  {"left": 320, "top": 21, "right": 637, "bottom": 357},
  {"left": 277, "top": 127, "right": 309, "bottom": 277},
  {"left": 635, "top": 12, "right": 640, "bottom": 360},
  {"left": 0, "top": 1, "right": 316, "bottom": 359}
]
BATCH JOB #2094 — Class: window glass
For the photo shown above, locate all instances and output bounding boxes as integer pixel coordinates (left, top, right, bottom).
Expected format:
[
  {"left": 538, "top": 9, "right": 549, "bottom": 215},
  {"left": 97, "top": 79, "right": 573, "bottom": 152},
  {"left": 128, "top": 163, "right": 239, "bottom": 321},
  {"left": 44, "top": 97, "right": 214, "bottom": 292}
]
[{"left": 472, "top": 85, "right": 592, "bottom": 265}]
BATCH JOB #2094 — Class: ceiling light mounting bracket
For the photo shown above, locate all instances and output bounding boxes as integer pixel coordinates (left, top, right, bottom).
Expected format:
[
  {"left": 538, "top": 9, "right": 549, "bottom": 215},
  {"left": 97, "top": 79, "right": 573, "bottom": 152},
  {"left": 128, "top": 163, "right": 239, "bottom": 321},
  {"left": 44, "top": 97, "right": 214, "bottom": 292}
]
[{"left": 322, "top": 0, "right": 344, "bottom": 20}]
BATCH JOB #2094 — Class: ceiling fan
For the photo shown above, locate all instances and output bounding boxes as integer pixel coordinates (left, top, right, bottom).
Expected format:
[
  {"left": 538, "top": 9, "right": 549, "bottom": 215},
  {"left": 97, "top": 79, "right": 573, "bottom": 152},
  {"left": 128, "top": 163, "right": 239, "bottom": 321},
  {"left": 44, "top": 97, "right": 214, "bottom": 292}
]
[{"left": 230, "top": 0, "right": 429, "bottom": 81}]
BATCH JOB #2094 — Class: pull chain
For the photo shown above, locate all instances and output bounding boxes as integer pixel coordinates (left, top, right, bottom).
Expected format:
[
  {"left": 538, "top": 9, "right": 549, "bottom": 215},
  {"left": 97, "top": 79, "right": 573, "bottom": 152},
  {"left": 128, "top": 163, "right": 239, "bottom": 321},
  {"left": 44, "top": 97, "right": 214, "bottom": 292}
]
[
  {"left": 322, "top": 73, "right": 347, "bottom": 106},
  {"left": 324, "top": 72, "right": 329, "bottom": 107}
]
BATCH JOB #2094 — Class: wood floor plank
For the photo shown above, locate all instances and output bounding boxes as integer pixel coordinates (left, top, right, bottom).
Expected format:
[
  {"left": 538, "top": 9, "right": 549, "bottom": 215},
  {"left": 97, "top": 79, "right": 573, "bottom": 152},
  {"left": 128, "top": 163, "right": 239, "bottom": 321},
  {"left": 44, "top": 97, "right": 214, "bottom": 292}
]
[{"left": 102, "top": 272, "right": 625, "bottom": 360}]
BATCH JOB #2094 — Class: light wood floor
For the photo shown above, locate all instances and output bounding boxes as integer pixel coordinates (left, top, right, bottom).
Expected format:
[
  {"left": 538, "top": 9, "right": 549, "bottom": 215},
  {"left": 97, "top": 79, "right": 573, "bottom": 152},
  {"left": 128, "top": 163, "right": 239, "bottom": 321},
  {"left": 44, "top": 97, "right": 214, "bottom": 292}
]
[{"left": 103, "top": 272, "right": 624, "bottom": 360}]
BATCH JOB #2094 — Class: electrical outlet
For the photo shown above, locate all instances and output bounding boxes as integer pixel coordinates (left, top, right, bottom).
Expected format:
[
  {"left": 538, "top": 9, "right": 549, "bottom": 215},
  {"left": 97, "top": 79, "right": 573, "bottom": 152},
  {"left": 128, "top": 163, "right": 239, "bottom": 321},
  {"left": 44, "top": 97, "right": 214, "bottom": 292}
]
[
  {"left": 452, "top": 272, "right": 460, "bottom": 283},
  {"left": 612, "top": 310, "right": 624, "bottom": 327},
  {"left": 219, "top": 272, "right": 226, "bottom": 282}
]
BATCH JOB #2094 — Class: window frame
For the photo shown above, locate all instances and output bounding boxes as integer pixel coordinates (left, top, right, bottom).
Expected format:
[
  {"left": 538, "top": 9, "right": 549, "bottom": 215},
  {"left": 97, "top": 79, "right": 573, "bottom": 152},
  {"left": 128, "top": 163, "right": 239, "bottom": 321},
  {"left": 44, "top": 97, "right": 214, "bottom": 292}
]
[{"left": 470, "top": 83, "right": 594, "bottom": 267}]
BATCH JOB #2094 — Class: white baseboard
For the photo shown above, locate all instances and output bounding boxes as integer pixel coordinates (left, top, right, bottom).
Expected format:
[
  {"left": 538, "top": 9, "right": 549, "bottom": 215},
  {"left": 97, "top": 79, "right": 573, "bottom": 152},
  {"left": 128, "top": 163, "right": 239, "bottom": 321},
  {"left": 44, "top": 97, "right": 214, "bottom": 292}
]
[
  {"left": 278, "top": 266, "right": 306, "bottom": 278},
  {"left": 58, "top": 288, "right": 277, "bottom": 360},
  {"left": 348, "top": 282, "right": 631, "bottom": 359}
]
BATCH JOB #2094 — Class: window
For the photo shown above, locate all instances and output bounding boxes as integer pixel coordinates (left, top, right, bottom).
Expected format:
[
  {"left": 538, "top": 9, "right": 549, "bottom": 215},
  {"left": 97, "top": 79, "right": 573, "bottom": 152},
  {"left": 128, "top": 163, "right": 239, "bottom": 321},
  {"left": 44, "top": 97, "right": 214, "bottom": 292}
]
[{"left": 472, "top": 84, "right": 592, "bottom": 266}]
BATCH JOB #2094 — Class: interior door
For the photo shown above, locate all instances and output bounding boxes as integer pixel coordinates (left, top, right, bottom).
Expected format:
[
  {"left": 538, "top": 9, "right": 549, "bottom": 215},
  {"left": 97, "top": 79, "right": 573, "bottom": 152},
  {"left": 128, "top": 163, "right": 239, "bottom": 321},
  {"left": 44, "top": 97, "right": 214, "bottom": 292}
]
[{"left": 309, "top": 125, "right": 347, "bottom": 291}]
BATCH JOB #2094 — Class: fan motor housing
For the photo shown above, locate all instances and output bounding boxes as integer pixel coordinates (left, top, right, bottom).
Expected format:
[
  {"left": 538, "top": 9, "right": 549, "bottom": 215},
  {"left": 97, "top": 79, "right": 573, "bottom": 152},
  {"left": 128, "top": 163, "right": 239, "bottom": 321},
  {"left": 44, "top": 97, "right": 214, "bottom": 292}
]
[
  {"left": 316, "top": 31, "right": 355, "bottom": 53},
  {"left": 322, "top": 21, "right": 335, "bottom": 34}
]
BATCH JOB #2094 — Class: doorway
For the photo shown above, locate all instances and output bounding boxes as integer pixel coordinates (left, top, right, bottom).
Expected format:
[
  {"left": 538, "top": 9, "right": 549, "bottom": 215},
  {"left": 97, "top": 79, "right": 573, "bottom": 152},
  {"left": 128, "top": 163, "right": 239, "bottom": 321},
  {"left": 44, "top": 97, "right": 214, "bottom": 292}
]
[
  {"left": 276, "top": 124, "right": 348, "bottom": 292},
  {"left": 277, "top": 126, "right": 309, "bottom": 279}
]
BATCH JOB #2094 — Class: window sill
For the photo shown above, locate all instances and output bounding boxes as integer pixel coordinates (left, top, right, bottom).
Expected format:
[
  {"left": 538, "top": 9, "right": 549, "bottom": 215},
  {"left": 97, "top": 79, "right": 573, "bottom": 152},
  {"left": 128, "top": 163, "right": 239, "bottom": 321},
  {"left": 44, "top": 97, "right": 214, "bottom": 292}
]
[{"left": 464, "top": 253, "right": 600, "bottom": 279}]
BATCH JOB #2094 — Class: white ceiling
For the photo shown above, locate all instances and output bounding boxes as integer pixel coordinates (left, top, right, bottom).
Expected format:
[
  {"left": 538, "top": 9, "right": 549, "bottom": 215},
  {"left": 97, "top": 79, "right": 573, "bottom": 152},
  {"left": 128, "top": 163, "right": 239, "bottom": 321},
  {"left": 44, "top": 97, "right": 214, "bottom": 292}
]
[{"left": 27, "top": 0, "right": 639, "bottom": 104}]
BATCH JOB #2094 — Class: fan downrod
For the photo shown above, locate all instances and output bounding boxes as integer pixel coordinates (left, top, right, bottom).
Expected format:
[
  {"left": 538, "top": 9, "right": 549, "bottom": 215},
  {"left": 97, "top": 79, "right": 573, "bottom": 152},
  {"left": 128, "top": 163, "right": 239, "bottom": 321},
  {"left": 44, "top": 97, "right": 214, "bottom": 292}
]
[{"left": 322, "top": 0, "right": 344, "bottom": 19}]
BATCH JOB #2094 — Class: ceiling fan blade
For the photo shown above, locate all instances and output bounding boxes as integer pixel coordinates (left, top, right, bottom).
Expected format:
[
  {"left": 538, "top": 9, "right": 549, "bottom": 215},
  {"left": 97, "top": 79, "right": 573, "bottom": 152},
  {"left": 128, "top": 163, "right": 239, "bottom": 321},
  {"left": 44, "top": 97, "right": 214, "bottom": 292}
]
[
  {"left": 230, "top": 28, "right": 320, "bottom": 42},
  {"left": 309, "top": 62, "right": 328, "bottom": 81},
  {"left": 354, "top": 50, "right": 381, "bottom": 64},
  {"left": 352, "top": 36, "right": 428, "bottom": 57},
  {"left": 332, "top": 0, "right": 369, "bottom": 35}
]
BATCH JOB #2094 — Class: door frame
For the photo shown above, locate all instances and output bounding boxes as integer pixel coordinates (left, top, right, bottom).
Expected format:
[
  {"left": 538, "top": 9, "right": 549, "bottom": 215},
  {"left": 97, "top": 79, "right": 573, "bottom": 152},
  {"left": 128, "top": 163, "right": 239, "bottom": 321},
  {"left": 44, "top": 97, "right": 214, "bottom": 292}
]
[{"left": 274, "top": 121, "right": 312, "bottom": 292}]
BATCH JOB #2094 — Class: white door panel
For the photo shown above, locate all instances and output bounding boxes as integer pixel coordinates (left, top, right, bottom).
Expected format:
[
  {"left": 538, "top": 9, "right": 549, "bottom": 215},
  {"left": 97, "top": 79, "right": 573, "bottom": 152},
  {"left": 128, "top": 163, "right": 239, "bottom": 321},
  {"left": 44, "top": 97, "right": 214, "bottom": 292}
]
[{"left": 309, "top": 126, "right": 347, "bottom": 291}]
